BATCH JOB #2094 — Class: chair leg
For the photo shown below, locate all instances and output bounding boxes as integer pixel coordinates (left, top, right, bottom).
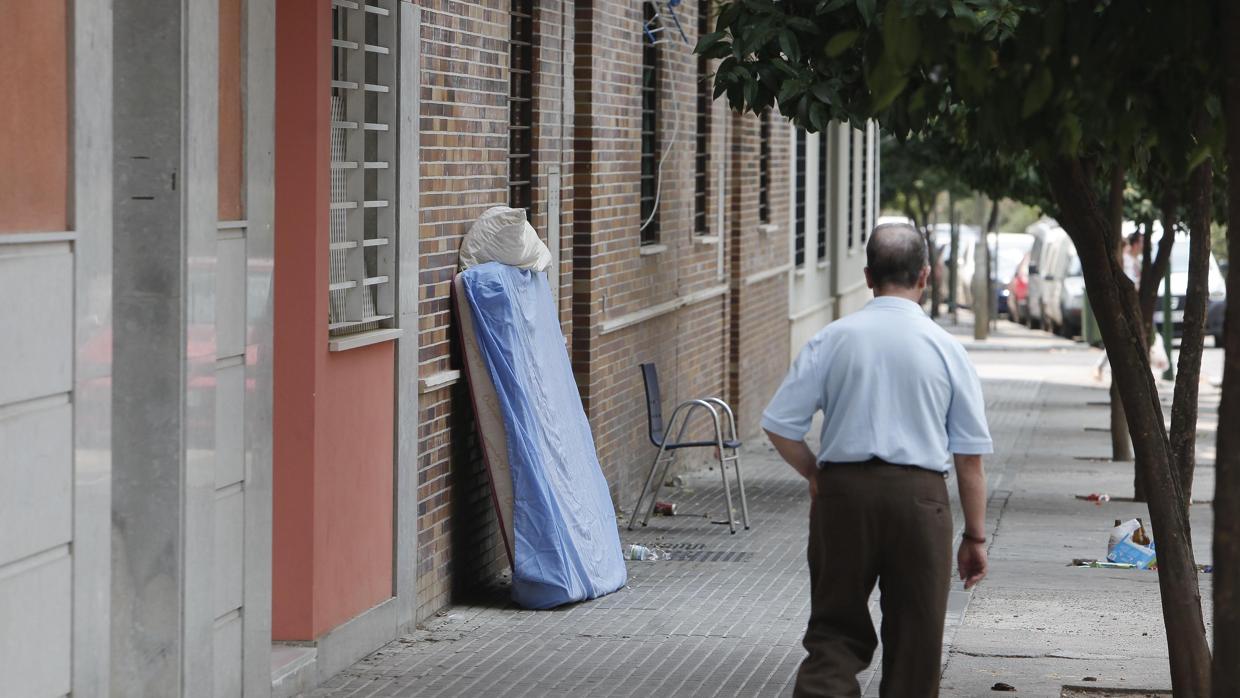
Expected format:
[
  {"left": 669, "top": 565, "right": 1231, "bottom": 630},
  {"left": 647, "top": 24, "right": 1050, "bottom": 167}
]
[
  {"left": 642, "top": 452, "right": 677, "bottom": 527},
  {"left": 731, "top": 450, "right": 750, "bottom": 530},
  {"left": 717, "top": 445, "right": 737, "bottom": 534},
  {"left": 629, "top": 444, "right": 669, "bottom": 530}
]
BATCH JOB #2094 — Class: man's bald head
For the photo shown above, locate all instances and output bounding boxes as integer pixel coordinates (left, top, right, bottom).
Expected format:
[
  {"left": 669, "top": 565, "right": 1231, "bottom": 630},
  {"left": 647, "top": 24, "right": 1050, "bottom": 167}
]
[{"left": 866, "top": 223, "right": 928, "bottom": 290}]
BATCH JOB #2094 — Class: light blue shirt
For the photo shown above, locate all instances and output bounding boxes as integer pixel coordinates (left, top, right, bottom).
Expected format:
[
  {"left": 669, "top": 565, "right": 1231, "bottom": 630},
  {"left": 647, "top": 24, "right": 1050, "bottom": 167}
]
[{"left": 761, "top": 296, "right": 992, "bottom": 472}]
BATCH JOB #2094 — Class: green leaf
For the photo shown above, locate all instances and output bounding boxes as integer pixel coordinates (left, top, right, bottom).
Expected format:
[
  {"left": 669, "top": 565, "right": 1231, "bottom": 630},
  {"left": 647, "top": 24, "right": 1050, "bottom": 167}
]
[
  {"left": 744, "top": 78, "right": 760, "bottom": 109},
  {"left": 811, "top": 81, "right": 839, "bottom": 105},
  {"left": 1020, "top": 68, "right": 1052, "bottom": 119},
  {"left": 717, "top": 2, "right": 741, "bottom": 31},
  {"left": 810, "top": 101, "right": 829, "bottom": 132},
  {"left": 818, "top": 0, "right": 851, "bottom": 13},
  {"left": 825, "top": 30, "right": 860, "bottom": 57},
  {"left": 856, "top": 0, "right": 877, "bottom": 25},
  {"left": 786, "top": 17, "right": 820, "bottom": 34},
  {"left": 882, "top": 7, "right": 922, "bottom": 72},
  {"left": 866, "top": 57, "right": 908, "bottom": 112},
  {"left": 694, "top": 31, "right": 725, "bottom": 54},
  {"left": 1187, "top": 143, "right": 1212, "bottom": 172},
  {"left": 779, "top": 30, "right": 801, "bottom": 63},
  {"left": 700, "top": 42, "right": 733, "bottom": 60}
]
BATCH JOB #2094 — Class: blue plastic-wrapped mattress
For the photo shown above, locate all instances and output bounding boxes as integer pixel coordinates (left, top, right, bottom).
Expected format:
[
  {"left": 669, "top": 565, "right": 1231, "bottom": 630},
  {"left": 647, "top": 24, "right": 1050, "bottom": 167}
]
[{"left": 457, "top": 262, "right": 626, "bottom": 609}]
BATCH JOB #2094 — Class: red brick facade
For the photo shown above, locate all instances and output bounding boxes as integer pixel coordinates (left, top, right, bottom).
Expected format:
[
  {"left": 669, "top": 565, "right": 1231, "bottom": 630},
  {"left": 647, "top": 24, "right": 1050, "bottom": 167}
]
[{"left": 413, "top": 0, "right": 831, "bottom": 624}]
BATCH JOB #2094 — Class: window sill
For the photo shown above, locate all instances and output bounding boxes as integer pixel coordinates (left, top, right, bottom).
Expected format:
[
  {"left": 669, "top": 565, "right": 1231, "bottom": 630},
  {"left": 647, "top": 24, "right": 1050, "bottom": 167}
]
[
  {"left": 817, "top": 260, "right": 830, "bottom": 270},
  {"left": 692, "top": 235, "right": 720, "bottom": 246},
  {"left": 639, "top": 243, "right": 668, "bottom": 256},
  {"left": 328, "top": 327, "right": 403, "bottom": 352},
  {"left": 758, "top": 223, "right": 779, "bottom": 236},
  {"left": 794, "top": 267, "right": 807, "bottom": 278},
  {"left": 418, "top": 369, "right": 461, "bottom": 394}
]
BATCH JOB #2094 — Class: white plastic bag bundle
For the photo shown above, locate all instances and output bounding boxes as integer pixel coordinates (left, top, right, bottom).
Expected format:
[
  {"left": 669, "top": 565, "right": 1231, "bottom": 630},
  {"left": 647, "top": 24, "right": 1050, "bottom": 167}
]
[{"left": 458, "top": 205, "right": 552, "bottom": 272}]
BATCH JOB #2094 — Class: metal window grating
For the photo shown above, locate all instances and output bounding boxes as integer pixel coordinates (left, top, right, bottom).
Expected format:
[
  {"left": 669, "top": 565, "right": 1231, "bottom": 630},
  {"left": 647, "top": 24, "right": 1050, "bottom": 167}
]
[
  {"left": 509, "top": 0, "right": 534, "bottom": 214},
  {"left": 329, "top": 0, "right": 397, "bottom": 338},
  {"left": 640, "top": 2, "right": 660, "bottom": 244},
  {"left": 817, "top": 134, "right": 828, "bottom": 261},
  {"left": 860, "top": 128, "right": 870, "bottom": 244},
  {"left": 758, "top": 112, "right": 770, "bottom": 224},
  {"left": 693, "top": 0, "right": 711, "bottom": 235},
  {"left": 847, "top": 130, "right": 856, "bottom": 251},
  {"left": 794, "top": 127, "right": 806, "bottom": 267}
]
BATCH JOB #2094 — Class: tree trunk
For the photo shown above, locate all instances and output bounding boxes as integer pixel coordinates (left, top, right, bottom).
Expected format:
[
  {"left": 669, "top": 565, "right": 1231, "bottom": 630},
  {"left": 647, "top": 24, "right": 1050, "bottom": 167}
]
[
  {"left": 1168, "top": 159, "right": 1213, "bottom": 511},
  {"left": 1047, "top": 157, "right": 1211, "bottom": 698},
  {"left": 1108, "top": 165, "right": 1135, "bottom": 464},
  {"left": 1214, "top": 1, "right": 1240, "bottom": 692},
  {"left": 1140, "top": 200, "right": 1178, "bottom": 340},
  {"left": 1134, "top": 205, "right": 1176, "bottom": 505}
]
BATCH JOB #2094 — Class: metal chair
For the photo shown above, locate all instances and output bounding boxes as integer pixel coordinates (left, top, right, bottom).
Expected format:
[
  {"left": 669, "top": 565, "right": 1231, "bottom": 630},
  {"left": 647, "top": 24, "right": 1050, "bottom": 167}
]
[{"left": 628, "top": 363, "right": 750, "bottom": 534}]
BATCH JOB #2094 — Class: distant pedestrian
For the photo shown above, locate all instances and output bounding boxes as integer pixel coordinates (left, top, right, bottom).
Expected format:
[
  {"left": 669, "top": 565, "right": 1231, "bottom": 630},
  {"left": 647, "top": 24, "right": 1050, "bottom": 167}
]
[
  {"left": 1094, "top": 231, "right": 1145, "bottom": 380},
  {"left": 762, "top": 223, "right": 993, "bottom": 697}
]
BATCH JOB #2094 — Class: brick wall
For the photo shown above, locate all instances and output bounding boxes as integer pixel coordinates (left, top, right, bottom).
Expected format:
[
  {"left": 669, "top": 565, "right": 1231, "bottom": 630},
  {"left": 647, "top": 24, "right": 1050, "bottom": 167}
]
[
  {"left": 729, "top": 110, "right": 793, "bottom": 437},
  {"left": 572, "top": 0, "right": 740, "bottom": 505},
  {"left": 412, "top": 0, "right": 802, "bottom": 618},
  {"left": 413, "top": 0, "right": 575, "bottom": 622}
]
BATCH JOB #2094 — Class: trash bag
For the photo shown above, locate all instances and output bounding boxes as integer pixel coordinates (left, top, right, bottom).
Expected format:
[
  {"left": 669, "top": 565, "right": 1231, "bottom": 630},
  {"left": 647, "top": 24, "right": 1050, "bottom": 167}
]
[
  {"left": 458, "top": 205, "right": 552, "bottom": 272},
  {"left": 1107, "top": 518, "right": 1156, "bottom": 569}
]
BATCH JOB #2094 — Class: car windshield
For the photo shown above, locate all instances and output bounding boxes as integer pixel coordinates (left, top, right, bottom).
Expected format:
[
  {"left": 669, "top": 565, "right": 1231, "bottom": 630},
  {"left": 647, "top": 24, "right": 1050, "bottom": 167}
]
[
  {"left": 997, "top": 248, "right": 1026, "bottom": 281},
  {"left": 1171, "top": 243, "right": 1191, "bottom": 273}
]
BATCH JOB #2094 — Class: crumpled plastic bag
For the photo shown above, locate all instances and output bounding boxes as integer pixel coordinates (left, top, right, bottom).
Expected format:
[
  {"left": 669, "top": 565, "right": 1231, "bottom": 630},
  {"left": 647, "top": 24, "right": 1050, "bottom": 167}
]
[
  {"left": 458, "top": 205, "right": 552, "bottom": 272},
  {"left": 1107, "top": 518, "right": 1156, "bottom": 569}
]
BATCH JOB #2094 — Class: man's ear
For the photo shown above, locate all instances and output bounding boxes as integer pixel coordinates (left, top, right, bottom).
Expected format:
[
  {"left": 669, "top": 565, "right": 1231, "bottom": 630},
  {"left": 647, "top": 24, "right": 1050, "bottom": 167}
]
[
  {"left": 917, "top": 265, "right": 930, "bottom": 289},
  {"left": 864, "top": 267, "right": 875, "bottom": 290}
]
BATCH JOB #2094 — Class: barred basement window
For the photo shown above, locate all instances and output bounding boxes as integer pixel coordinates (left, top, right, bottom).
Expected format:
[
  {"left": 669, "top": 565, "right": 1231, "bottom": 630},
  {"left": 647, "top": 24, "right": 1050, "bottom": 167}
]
[
  {"left": 509, "top": 0, "right": 533, "bottom": 213},
  {"left": 693, "top": 0, "right": 710, "bottom": 236},
  {"left": 817, "top": 133, "right": 829, "bottom": 262},
  {"left": 329, "top": 0, "right": 397, "bottom": 340},
  {"left": 758, "top": 112, "right": 770, "bottom": 224},
  {"left": 640, "top": 3, "right": 660, "bottom": 244},
  {"left": 794, "top": 127, "right": 806, "bottom": 267}
]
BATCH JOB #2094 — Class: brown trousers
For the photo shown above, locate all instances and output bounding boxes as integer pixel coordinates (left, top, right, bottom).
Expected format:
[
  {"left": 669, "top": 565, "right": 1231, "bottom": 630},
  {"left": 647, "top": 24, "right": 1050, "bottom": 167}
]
[{"left": 792, "top": 462, "right": 952, "bottom": 698}]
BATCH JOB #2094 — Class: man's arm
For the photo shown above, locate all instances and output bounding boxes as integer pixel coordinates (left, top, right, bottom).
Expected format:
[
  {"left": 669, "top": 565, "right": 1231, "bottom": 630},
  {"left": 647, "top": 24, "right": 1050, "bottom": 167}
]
[
  {"left": 765, "top": 430, "right": 819, "bottom": 497},
  {"left": 954, "top": 453, "right": 988, "bottom": 588}
]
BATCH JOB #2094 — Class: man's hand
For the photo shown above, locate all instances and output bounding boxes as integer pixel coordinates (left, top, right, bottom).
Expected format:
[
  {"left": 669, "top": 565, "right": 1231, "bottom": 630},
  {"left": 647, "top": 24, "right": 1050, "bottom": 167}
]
[
  {"left": 765, "top": 430, "right": 819, "bottom": 482},
  {"left": 808, "top": 472, "right": 819, "bottom": 499},
  {"left": 957, "top": 540, "right": 988, "bottom": 589}
]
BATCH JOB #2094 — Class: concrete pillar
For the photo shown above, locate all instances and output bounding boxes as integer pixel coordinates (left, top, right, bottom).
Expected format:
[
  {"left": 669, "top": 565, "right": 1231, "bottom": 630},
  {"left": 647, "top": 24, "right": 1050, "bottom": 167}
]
[{"left": 110, "top": 0, "right": 219, "bottom": 694}]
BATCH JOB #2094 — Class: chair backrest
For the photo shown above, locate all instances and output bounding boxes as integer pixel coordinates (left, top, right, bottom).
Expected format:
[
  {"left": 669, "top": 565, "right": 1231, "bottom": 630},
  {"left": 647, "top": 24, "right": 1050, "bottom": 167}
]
[{"left": 639, "top": 363, "right": 665, "bottom": 447}]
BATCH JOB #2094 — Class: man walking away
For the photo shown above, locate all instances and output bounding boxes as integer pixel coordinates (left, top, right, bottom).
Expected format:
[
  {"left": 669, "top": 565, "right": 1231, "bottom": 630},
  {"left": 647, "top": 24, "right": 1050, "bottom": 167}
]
[{"left": 762, "top": 223, "right": 992, "bottom": 697}]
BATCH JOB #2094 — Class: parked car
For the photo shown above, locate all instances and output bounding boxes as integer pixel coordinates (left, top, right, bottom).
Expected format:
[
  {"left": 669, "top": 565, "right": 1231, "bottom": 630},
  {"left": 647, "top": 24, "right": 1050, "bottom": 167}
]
[
  {"left": 1150, "top": 236, "right": 1227, "bottom": 340},
  {"left": 1025, "top": 219, "right": 1067, "bottom": 330},
  {"left": 1038, "top": 235, "right": 1084, "bottom": 337},
  {"left": 933, "top": 223, "right": 981, "bottom": 307},
  {"left": 1008, "top": 252, "right": 1031, "bottom": 324},
  {"left": 991, "top": 232, "right": 1034, "bottom": 317},
  {"left": 1207, "top": 297, "right": 1226, "bottom": 347}
]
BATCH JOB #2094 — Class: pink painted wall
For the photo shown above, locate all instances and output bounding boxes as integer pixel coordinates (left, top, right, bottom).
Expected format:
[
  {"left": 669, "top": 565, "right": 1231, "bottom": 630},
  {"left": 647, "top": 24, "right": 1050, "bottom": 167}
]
[
  {"left": 0, "top": 1, "right": 68, "bottom": 233},
  {"left": 272, "top": 0, "right": 395, "bottom": 641}
]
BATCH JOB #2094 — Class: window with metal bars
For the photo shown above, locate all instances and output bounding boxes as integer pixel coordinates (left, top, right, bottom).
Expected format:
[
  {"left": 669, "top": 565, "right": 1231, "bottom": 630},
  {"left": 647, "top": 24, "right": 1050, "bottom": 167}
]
[
  {"left": 693, "top": 0, "right": 710, "bottom": 236},
  {"left": 640, "top": 4, "right": 660, "bottom": 244},
  {"left": 794, "top": 127, "right": 806, "bottom": 267},
  {"left": 846, "top": 130, "right": 856, "bottom": 252},
  {"left": 817, "top": 133, "right": 828, "bottom": 262},
  {"left": 328, "top": 0, "right": 397, "bottom": 340},
  {"left": 509, "top": 0, "right": 533, "bottom": 214},
  {"left": 758, "top": 112, "right": 770, "bottom": 224},
  {"left": 860, "top": 128, "right": 870, "bottom": 245}
]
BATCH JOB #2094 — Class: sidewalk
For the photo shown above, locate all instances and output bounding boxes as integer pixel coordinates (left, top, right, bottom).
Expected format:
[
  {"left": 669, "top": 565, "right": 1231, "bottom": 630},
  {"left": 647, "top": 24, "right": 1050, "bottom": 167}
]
[{"left": 311, "top": 320, "right": 1217, "bottom": 697}]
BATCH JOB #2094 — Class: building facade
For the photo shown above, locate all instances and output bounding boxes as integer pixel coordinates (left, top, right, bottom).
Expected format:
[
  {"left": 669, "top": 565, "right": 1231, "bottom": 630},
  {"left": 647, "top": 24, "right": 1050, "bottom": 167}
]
[{"left": 0, "top": 1, "right": 877, "bottom": 695}]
